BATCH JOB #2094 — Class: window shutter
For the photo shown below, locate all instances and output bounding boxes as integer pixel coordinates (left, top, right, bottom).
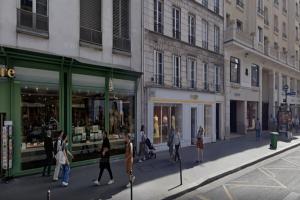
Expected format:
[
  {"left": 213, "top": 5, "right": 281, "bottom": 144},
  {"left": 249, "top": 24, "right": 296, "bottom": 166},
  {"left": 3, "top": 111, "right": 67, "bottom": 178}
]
[
  {"left": 121, "top": 0, "right": 130, "bottom": 39},
  {"left": 113, "top": 0, "right": 121, "bottom": 37},
  {"left": 80, "top": 0, "right": 101, "bottom": 31}
]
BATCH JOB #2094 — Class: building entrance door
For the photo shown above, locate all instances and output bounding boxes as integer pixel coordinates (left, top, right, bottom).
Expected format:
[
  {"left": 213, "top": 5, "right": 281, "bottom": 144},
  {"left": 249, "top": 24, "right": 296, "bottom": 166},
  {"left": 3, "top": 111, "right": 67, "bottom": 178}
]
[
  {"left": 216, "top": 103, "right": 220, "bottom": 140},
  {"left": 230, "top": 101, "right": 237, "bottom": 133},
  {"left": 262, "top": 103, "right": 269, "bottom": 130},
  {"left": 191, "top": 108, "right": 197, "bottom": 145}
]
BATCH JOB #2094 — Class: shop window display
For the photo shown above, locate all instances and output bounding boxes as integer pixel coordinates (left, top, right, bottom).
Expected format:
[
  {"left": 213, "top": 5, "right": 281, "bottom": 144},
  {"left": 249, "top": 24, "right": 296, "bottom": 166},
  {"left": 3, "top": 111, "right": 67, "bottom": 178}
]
[
  {"left": 153, "top": 104, "right": 182, "bottom": 144},
  {"left": 247, "top": 102, "right": 258, "bottom": 129},
  {"left": 108, "top": 79, "right": 135, "bottom": 155},
  {"left": 204, "top": 105, "right": 212, "bottom": 138},
  {"left": 16, "top": 67, "right": 60, "bottom": 170},
  {"left": 72, "top": 74, "right": 105, "bottom": 162}
]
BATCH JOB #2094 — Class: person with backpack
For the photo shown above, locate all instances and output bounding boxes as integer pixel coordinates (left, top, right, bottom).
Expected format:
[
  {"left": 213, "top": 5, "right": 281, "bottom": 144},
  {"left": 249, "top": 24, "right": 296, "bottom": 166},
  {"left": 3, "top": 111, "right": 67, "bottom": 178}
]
[
  {"left": 53, "top": 130, "right": 64, "bottom": 181},
  {"left": 138, "top": 125, "right": 146, "bottom": 162},
  {"left": 94, "top": 131, "right": 114, "bottom": 186},
  {"left": 61, "top": 134, "right": 73, "bottom": 186},
  {"left": 42, "top": 130, "right": 54, "bottom": 177}
]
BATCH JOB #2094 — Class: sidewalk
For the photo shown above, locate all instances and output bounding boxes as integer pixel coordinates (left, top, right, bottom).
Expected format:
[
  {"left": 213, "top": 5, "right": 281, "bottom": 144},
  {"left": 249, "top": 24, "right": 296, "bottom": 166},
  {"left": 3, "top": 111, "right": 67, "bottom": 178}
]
[{"left": 1, "top": 132, "right": 300, "bottom": 200}]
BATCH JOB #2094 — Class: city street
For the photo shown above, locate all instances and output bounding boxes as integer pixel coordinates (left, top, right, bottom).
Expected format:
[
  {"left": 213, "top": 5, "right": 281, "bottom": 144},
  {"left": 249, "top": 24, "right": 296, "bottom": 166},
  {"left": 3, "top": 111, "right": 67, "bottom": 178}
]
[{"left": 177, "top": 146, "right": 300, "bottom": 200}]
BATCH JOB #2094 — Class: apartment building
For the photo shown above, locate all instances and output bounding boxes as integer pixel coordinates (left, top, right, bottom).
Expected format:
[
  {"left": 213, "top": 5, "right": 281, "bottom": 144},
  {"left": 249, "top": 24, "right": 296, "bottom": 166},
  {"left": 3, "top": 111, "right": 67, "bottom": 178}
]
[
  {"left": 224, "top": 0, "right": 300, "bottom": 137},
  {"left": 0, "top": 0, "right": 142, "bottom": 176},
  {"left": 143, "top": 0, "right": 225, "bottom": 150}
]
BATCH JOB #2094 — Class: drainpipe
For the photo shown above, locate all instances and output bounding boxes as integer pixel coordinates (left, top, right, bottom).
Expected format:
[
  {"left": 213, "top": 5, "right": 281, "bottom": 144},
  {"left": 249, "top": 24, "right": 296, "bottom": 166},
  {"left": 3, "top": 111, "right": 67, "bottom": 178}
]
[{"left": 141, "top": 0, "right": 145, "bottom": 130}]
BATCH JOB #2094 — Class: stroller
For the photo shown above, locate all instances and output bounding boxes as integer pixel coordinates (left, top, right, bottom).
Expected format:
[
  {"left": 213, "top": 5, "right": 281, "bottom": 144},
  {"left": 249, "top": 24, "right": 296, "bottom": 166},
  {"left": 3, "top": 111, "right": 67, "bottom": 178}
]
[{"left": 145, "top": 138, "right": 156, "bottom": 159}]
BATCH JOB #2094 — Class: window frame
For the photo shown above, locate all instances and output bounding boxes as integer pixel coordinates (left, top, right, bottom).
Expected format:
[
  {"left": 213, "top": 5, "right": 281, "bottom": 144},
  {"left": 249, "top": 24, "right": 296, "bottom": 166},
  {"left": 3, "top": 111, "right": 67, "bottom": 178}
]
[
  {"left": 230, "top": 57, "right": 240, "bottom": 84},
  {"left": 251, "top": 64, "right": 260, "bottom": 87},
  {"left": 202, "top": 19, "right": 208, "bottom": 49},
  {"left": 214, "top": 25, "right": 220, "bottom": 53},
  {"left": 188, "top": 14, "right": 196, "bottom": 45},
  {"left": 173, "top": 55, "right": 181, "bottom": 87},
  {"left": 154, "top": 50, "right": 164, "bottom": 85},
  {"left": 172, "top": 6, "right": 181, "bottom": 40},
  {"left": 154, "top": 0, "right": 163, "bottom": 34}
]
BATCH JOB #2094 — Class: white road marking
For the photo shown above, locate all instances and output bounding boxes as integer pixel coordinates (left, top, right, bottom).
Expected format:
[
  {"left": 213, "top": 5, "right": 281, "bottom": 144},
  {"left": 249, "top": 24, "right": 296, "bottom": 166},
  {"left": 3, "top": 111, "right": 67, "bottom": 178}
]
[
  {"left": 223, "top": 185, "right": 235, "bottom": 200},
  {"left": 259, "top": 168, "right": 287, "bottom": 188}
]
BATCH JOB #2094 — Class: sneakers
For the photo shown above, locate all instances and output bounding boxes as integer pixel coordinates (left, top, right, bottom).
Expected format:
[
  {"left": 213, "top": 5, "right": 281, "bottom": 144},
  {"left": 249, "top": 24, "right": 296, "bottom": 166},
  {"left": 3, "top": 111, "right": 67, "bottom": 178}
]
[
  {"left": 93, "top": 180, "right": 100, "bottom": 186},
  {"left": 62, "top": 181, "right": 68, "bottom": 187},
  {"left": 108, "top": 179, "right": 114, "bottom": 185}
]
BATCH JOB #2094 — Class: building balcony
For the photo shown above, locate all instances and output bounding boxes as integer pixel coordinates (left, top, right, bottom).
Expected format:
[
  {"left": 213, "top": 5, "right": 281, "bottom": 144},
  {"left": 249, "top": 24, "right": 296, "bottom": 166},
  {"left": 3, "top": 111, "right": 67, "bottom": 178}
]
[
  {"left": 224, "top": 24, "right": 253, "bottom": 47},
  {"left": 113, "top": 36, "right": 131, "bottom": 52},
  {"left": 214, "top": 6, "right": 220, "bottom": 15},
  {"left": 16, "top": 8, "right": 49, "bottom": 37},
  {"left": 202, "top": 82, "right": 223, "bottom": 93},
  {"left": 80, "top": 27, "right": 102, "bottom": 46}
]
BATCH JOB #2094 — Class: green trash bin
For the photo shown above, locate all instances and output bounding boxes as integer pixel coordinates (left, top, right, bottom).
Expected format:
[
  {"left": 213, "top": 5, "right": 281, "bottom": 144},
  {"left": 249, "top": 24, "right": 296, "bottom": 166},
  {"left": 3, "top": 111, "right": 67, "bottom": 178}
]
[{"left": 270, "top": 132, "right": 278, "bottom": 150}]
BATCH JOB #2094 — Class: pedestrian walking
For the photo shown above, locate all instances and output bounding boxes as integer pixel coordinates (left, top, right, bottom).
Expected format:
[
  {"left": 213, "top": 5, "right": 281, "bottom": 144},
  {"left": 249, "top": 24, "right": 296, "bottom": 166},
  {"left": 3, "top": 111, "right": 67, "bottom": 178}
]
[
  {"left": 255, "top": 118, "right": 261, "bottom": 140},
  {"left": 125, "top": 133, "right": 135, "bottom": 187},
  {"left": 167, "top": 127, "right": 175, "bottom": 160},
  {"left": 195, "top": 126, "right": 204, "bottom": 163},
  {"left": 174, "top": 128, "right": 181, "bottom": 162},
  {"left": 138, "top": 125, "right": 146, "bottom": 162},
  {"left": 53, "top": 130, "right": 64, "bottom": 181},
  {"left": 295, "top": 116, "right": 299, "bottom": 133},
  {"left": 94, "top": 131, "right": 114, "bottom": 186},
  {"left": 42, "top": 130, "right": 54, "bottom": 177},
  {"left": 61, "top": 134, "right": 73, "bottom": 186}
]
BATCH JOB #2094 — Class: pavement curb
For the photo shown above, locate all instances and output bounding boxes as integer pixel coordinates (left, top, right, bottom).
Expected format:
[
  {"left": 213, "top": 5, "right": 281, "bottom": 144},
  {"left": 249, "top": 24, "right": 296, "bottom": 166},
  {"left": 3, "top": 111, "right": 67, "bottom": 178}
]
[{"left": 163, "top": 142, "right": 300, "bottom": 200}]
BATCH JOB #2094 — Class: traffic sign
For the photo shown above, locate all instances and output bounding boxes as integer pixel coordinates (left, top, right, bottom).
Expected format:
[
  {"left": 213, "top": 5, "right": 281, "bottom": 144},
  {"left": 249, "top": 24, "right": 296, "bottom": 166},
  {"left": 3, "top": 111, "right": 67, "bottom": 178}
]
[
  {"left": 283, "top": 84, "right": 289, "bottom": 91},
  {"left": 287, "top": 92, "right": 296, "bottom": 96}
]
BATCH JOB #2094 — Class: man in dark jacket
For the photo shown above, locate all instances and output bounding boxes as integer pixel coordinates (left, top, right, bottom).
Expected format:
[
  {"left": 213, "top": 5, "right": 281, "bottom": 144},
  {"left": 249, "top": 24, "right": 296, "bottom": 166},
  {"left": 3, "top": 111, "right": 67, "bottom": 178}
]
[{"left": 42, "top": 130, "right": 54, "bottom": 176}]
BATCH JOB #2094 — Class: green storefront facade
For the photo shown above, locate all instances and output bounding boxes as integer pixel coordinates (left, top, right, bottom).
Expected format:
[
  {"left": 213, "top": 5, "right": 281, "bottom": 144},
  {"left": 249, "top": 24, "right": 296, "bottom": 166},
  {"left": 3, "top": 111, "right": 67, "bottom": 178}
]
[{"left": 0, "top": 47, "right": 141, "bottom": 177}]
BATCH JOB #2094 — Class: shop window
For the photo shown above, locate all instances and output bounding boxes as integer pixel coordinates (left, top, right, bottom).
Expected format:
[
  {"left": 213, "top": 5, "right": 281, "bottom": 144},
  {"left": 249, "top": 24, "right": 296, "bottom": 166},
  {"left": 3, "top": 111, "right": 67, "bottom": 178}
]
[
  {"left": 72, "top": 74, "right": 105, "bottom": 162},
  {"left": 16, "top": 67, "right": 60, "bottom": 170},
  {"left": 153, "top": 104, "right": 182, "bottom": 144},
  {"left": 204, "top": 105, "right": 212, "bottom": 138},
  {"left": 109, "top": 79, "right": 135, "bottom": 153}
]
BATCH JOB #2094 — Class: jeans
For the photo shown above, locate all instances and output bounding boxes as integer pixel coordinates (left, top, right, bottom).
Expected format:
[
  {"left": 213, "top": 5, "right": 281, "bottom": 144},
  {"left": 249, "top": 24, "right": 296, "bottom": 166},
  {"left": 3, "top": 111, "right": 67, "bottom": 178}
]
[
  {"left": 174, "top": 144, "right": 180, "bottom": 161},
  {"left": 169, "top": 145, "right": 174, "bottom": 158},
  {"left": 62, "top": 164, "right": 70, "bottom": 183},
  {"left": 256, "top": 129, "right": 261, "bottom": 139}
]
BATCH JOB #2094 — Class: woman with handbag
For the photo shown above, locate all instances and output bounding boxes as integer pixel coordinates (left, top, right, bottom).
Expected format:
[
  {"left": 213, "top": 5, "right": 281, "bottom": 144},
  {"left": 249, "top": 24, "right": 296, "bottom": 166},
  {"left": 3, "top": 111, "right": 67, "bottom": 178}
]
[
  {"left": 61, "top": 134, "right": 73, "bottom": 187},
  {"left": 94, "top": 131, "right": 114, "bottom": 186}
]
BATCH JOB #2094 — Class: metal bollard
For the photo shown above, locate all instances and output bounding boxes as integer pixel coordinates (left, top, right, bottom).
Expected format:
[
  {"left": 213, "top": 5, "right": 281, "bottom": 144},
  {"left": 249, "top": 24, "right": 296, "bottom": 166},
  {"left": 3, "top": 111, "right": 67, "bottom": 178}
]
[
  {"left": 47, "top": 188, "right": 50, "bottom": 200},
  {"left": 130, "top": 170, "right": 133, "bottom": 200},
  {"left": 179, "top": 159, "right": 182, "bottom": 186}
]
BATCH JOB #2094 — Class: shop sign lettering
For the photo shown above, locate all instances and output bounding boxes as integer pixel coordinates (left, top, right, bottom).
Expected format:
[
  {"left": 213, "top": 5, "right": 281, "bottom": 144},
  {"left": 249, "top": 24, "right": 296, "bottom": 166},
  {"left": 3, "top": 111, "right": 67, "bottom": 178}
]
[{"left": 0, "top": 67, "right": 15, "bottom": 78}]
